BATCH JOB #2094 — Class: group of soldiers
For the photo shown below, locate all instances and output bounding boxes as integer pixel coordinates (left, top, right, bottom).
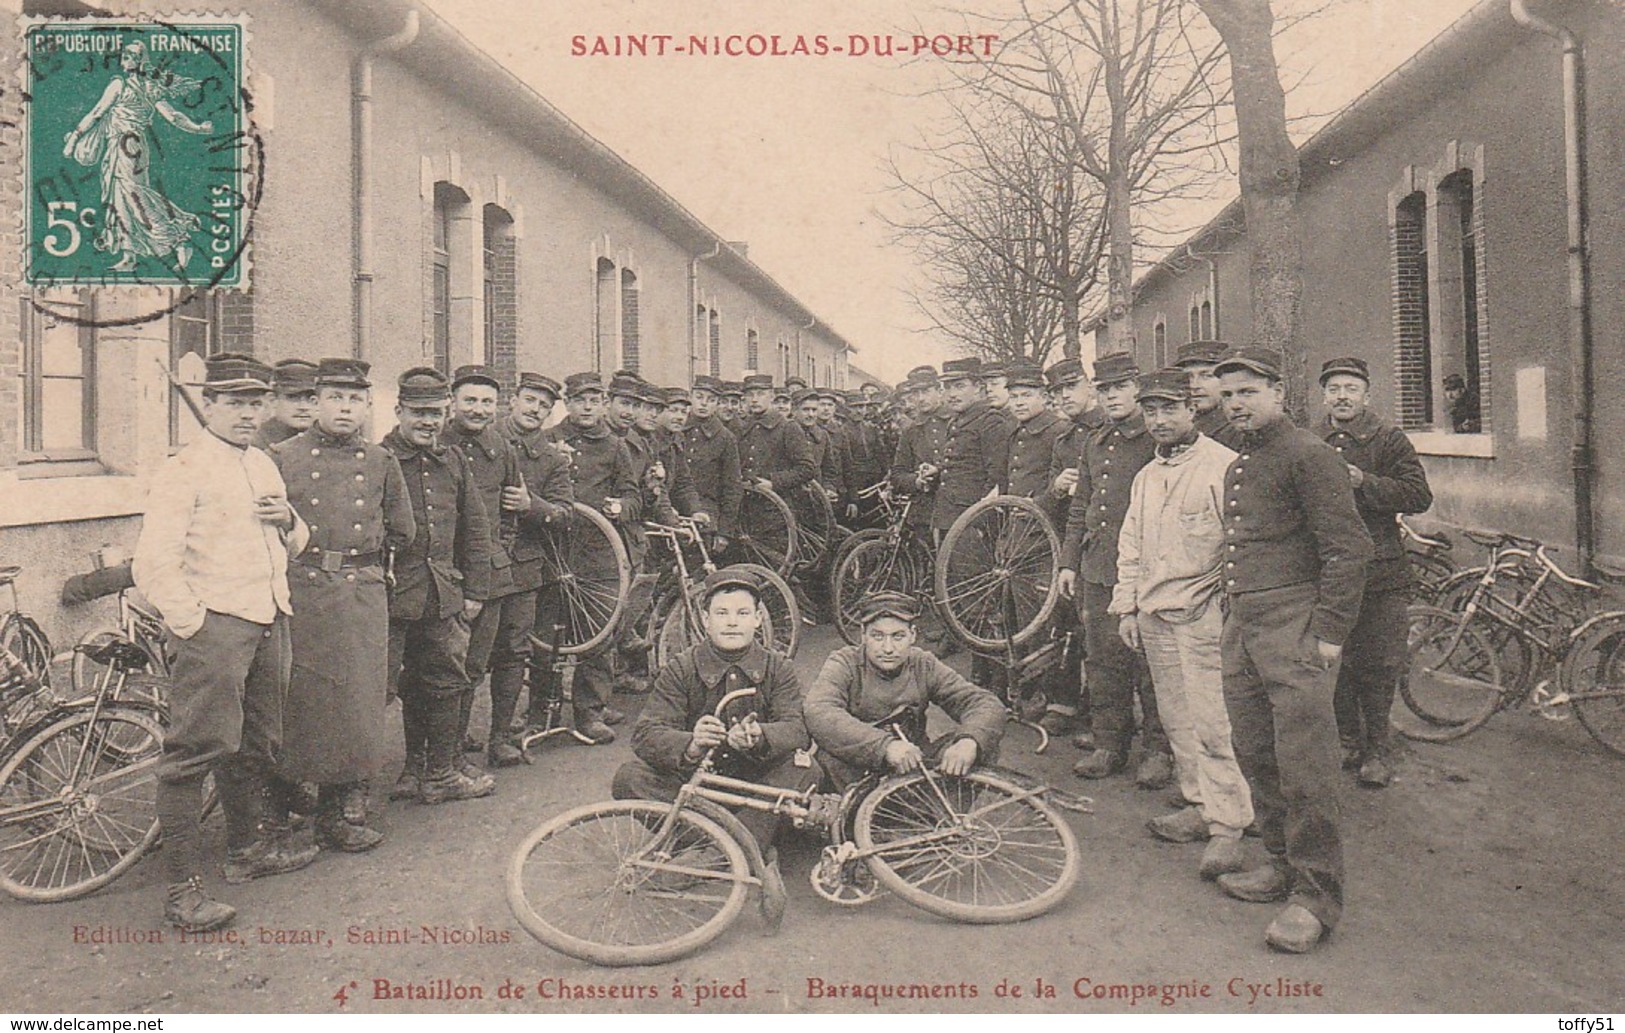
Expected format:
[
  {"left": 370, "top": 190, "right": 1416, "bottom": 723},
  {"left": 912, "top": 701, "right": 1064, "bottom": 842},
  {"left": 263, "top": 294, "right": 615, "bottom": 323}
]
[{"left": 132, "top": 335, "right": 1432, "bottom": 957}]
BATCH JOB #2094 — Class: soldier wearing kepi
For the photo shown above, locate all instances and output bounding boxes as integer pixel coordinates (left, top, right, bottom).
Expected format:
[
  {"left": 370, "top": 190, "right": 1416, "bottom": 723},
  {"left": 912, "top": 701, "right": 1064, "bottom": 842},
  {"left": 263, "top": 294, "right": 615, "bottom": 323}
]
[
  {"left": 1108, "top": 369, "right": 1253, "bottom": 880},
  {"left": 1058, "top": 352, "right": 1171, "bottom": 787},
  {"left": 736, "top": 372, "right": 817, "bottom": 530},
  {"left": 720, "top": 381, "right": 746, "bottom": 433},
  {"left": 1211, "top": 347, "right": 1373, "bottom": 954},
  {"left": 256, "top": 358, "right": 319, "bottom": 448},
  {"left": 500, "top": 372, "right": 577, "bottom": 734},
  {"left": 1173, "top": 341, "right": 1241, "bottom": 449},
  {"left": 270, "top": 358, "right": 415, "bottom": 853},
  {"left": 682, "top": 375, "right": 744, "bottom": 554},
  {"left": 932, "top": 357, "right": 1010, "bottom": 538},
  {"left": 1317, "top": 357, "right": 1433, "bottom": 787},
  {"left": 380, "top": 368, "right": 497, "bottom": 804},
  {"left": 1002, "top": 362, "right": 1070, "bottom": 520},
  {"left": 650, "top": 387, "right": 704, "bottom": 526},
  {"left": 134, "top": 354, "right": 318, "bottom": 932},
  {"left": 445, "top": 364, "right": 539, "bottom": 768},
  {"left": 544, "top": 372, "right": 640, "bottom": 743},
  {"left": 888, "top": 369, "right": 950, "bottom": 536}
]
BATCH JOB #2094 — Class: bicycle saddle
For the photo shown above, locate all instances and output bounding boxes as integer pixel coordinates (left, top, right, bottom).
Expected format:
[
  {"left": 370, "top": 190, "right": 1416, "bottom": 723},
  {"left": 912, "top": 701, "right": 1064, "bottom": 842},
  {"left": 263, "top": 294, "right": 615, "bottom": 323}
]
[
  {"left": 80, "top": 637, "right": 151, "bottom": 671},
  {"left": 0, "top": 565, "right": 21, "bottom": 586}
]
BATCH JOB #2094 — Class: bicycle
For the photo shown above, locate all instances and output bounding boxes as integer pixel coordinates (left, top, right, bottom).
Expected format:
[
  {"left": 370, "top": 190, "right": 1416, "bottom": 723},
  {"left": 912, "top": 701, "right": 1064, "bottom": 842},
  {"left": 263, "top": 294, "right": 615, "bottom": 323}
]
[
  {"left": 62, "top": 561, "right": 171, "bottom": 698},
  {"left": 831, "top": 489, "right": 933, "bottom": 646},
  {"left": 0, "top": 636, "right": 164, "bottom": 902},
  {"left": 642, "top": 518, "right": 800, "bottom": 668},
  {"left": 1400, "top": 517, "right": 1456, "bottom": 604},
  {"left": 0, "top": 566, "right": 53, "bottom": 693},
  {"left": 506, "top": 687, "right": 1084, "bottom": 966},
  {"left": 1399, "top": 531, "right": 1625, "bottom": 753}
]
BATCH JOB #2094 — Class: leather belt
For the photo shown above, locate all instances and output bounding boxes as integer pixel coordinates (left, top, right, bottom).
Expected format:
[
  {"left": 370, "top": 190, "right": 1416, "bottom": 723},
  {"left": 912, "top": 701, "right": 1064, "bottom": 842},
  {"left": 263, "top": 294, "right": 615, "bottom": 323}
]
[{"left": 295, "top": 548, "right": 383, "bottom": 573}]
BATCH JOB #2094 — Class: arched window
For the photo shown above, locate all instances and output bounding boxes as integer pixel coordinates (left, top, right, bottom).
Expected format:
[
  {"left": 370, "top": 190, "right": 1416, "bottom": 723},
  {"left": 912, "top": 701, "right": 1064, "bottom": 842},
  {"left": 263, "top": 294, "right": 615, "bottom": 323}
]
[
  {"left": 746, "top": 328, "right": 759, "bottom": 371},
  {"left": 431, "top": 182, "right": 471, "bottom": 373},
  {"left": 483, "top": 204, "right": 516, "bottom": 375},
  {"left": 708, "top": 308, "right": 721, "bottom": 378},
  {"left": 1152, "top": 317, "right": 1168, "bottom": 368},
  {"left": 1393, "top": 190, "right": 1431, "bottom": 429},
  {"left": 1200, "top": 300, "right": 1213, "bottom": 340},
  {"left": 620, "top": 268, "right": 640, "bottom": 373},
  {"left": 593, "top": 257, "right": 617, "bottom": 373}
]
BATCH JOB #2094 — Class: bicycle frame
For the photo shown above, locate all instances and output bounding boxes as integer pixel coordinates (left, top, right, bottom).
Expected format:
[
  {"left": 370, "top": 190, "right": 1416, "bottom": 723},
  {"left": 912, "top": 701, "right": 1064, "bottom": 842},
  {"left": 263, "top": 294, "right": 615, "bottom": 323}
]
[{"left": 1458, "top": 544, "right": 1597, "bottom": 661}]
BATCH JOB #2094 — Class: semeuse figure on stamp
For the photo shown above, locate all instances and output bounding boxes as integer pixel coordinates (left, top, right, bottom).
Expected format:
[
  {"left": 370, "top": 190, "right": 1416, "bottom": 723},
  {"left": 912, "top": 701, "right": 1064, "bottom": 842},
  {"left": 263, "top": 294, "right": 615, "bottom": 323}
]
[
  {"left": 61, "top": 41, "right": 213, "bottom": 273},
  {"left": 132, "top": 354, "right": 318, "bottom": 933},
  {"left": 613, "top": 567, "right": 821, "bottom": 890}
]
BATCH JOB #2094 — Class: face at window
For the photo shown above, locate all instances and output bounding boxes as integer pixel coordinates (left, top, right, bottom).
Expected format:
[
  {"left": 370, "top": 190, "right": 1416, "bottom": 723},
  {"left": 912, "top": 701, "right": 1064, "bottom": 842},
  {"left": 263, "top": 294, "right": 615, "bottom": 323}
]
[
  {"left": 452, "top": 383, "right": 499, "bottom": 434},
  {"left": 632, "top": 399, "right": 660, "bottom": 433},
  {"left": 657, "top": 403, "right": 689, "bottom": 433},
  {"left": 942, "top": 378, "right": 984, "bottom": 413},
  {"left": 1008, "top": 384, "right": 1047, "bottom": 423},
  {"left": 700, "top": 588, "right": 762, "bottom": 652},
  {"left": 316, "top": 387, "right": 369, "bottom": 438},
  {"left": 863, "top": 616, "right": 917, "bottom": 672},
  {"left": 691, "top": 389, "right": 719, "bottom": 420},
  {"left": 273, "top": 390, "right": 318, "bottom": 431},
  {"left": 396, "top": 401, "right": 448, "bottom": 448},
  {"left": 1219, "top": 370, "right": 1286, "bottom": 432},
  {"left": 1098, "top": 380, "right": 1140, "bottom": 421},
  {"left": 204, "top": 390, "right": 269, "bottom": 446},
  {"left": 607, "top": 393, "right": 640, "bottom": 430},
  {"left": 1185, "top": 364, "right": 1222, "bottom": 413},
  {"left": 983, "top": 375, "right": 1010, "bottom": 409},
  {"left": 1322, "top": 374, "right": 1370, "bottom": 423},
  {"left": 1142, "top": 397, "right": 1198, "bottom": 445},
  {"left": 510, "top": 388, "right": 555, "bottom": 433},
  {"left": 743, "top": 387, "right": 773, "bottom": 415},
  {"left": 567, "top": 390, "right": 604, "bottom": 427},
  {"left": 796, "top": 400, "right": 820, "bottom": 427}
]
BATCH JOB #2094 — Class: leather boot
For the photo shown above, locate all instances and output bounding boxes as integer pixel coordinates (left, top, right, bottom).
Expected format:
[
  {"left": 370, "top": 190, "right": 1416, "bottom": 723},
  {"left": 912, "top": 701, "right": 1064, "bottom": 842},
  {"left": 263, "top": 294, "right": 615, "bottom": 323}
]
[
  {"left": 315, "top": 783, "right": 384, "bottom": 853},
  {"left": 422, "top": 692, "right": 498, "bottom": 804},
  {"left": 157, "top": 775, "right": 233, "bottom": 930},
  {"left": 1218, "top": 860, "right": 1292, "bottom": 903},
  {"left": 458, "top": 688, "right": 482, "bottom": 753},
  {"left": 213, "top": 761, "right": 266, "bottom": 855},
  {"left": 165, "top": 875, "right": 236, "bottom": 933},
  {"left": 575, "top": 707, "right": 616, "bottom": 745},
  {"left": 486, "top": 667, "right": 524, "bottom": 769},
  {"left": 392, "top": 694, "right": 429, "bottom": 800}
]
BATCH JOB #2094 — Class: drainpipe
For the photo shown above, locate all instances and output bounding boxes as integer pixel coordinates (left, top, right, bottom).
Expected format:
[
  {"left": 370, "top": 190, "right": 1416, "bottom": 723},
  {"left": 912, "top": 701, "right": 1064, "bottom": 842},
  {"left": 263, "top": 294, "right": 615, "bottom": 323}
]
[
  {"left": 1510, "top": 0, "right": 1593, "bottom": 572},
  {"left": 352, "top": 9, "right": 421, "bottom": 359},
  {"left": 689, "top": 241, "right": 722, "bottom": 381}
]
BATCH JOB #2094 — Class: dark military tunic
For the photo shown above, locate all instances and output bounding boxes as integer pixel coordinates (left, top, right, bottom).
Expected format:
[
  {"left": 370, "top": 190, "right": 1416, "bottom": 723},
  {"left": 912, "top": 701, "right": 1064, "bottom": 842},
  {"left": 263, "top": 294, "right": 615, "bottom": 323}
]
[
  {"left": 933, "top": 400, "right": 1010, "bottom": 531},
  {"left": 446, "top": 424, "right": 523, "bottom": 600},
  {"left": 1061, "top": 412, "right": 1157, "bottom": 583},
  {"left": 1004, "top": 409, "right": 1070, "bottom": 527},
  {"left": 737, "top": 409, "right": 816, "bottom": 493},
  {"left": 272, "top": 426, "right": 414, "bottom": 783},
  {"left": 1317, "top": 409, "right": 1433, "bottom": 592},
  {"left": 1197, "top": 406, "right": 1242, "bottom": 451},
  {"left": 803, "top": 423, "right": 844, "bottom": 493},
  {"left": 650, "top": 427, "right": 701, "bottom": 518},
  {"left": 501, "top": 416, "right": 576, "bottom": 594},
  {"left": 680, "top": 415, "right": 743, "bottom": 535},
  {"left": 380, "top": 429, "right": 493, "bottom": 622},
  {"left": 255, "top": 416, "right": 303, "bottom": 450},
  {"left": 839, "top": 417, "right": 888, "bottom": 500},
  {"left": 890, "top": 409, "right": 950, "bottom": 529},
  {"left": 546, "top": 419, "right": 640, "bottom": 522}
]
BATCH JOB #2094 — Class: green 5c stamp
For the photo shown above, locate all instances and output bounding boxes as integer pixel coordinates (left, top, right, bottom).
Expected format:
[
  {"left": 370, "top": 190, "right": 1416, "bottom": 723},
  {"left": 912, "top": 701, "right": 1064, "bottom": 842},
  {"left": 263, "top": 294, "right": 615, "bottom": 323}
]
[{"left": 22, "top": 14, "right": 257, "bottom": 289}]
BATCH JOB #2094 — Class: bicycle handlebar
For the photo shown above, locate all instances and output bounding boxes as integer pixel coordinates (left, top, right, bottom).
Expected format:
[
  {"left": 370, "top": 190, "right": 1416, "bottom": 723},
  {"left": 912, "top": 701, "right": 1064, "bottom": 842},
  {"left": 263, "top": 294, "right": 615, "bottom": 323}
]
[{"left": 1533, "top": 545, "right": 1603, "bottom": 591}]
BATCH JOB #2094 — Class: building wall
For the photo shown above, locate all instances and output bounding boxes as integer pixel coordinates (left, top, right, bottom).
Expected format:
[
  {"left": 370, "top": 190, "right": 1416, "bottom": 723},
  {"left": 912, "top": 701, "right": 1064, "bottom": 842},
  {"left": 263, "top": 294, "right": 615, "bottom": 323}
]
[{"left": 1126, "top": 5, "right": 1625, "bottom": 563}]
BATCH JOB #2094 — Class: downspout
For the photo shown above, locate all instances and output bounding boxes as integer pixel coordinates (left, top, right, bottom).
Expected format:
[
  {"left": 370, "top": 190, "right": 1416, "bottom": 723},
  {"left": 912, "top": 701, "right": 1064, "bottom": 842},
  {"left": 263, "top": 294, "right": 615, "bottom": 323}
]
[
  {"left": 689, "top": 241, "right": 722, "bottom": 382},
  {"left": 353, "top": 9, "right": 421, "bottom": 359},
  {"left": 1510, "top": 0, "right": 1593, "bottom": 572}
]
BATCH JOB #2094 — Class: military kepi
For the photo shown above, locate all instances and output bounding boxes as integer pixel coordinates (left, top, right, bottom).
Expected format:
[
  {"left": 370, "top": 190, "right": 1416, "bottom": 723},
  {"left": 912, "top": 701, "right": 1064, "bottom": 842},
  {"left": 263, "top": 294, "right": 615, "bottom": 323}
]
[
  {"left": 700, "top": 565, "right": 763, "bottom": 604},
  {"left": 940, "top": 357, "right": 983, "bottom": 383},
  {"left": 1136, "top": 368, "right": 1192, "bottom": 404},
  {"left": 194, "top": 352, "right": 273, "bottom": 393},
  {"left": 1005, "top": 362, "right": 1045, "bottom": 389},
  {"left": 314, "top": 357, "right": 371, "bottom": 388},
  {"left": 398, "top": 366, "right": 451, "bottom": 404},
  {"left": 564, "top": 371, "right": 605, "bottom": 397},
  {"left": 516, "top": 372, "right": 562, "bottom": 400},
  {"left": 1044, "top": 357, "right": 1084, "bottom": 389},
  {"left": 1214, "top": 347, "right": 1284, "bottom": 381},
  {"left": 451, "top": 364, "right": 502, "bottom": 391},
  {"left": 1175, "top": 340, "right": 1230, "bottom": 367},
  {"left": 1319, "top": 356, "right": 1370, "bottom": 385},
  {"left": 271, "top": 358, "right": 318, "bottom": 392},
  {"left": 1092, "top": 351, "right": 1141, "bottom": 387},
  {"left": 857, "top": 591, "right": 922, "bottom": 624},
  {"left": 742, "top": 373, "right": 774, "bottom": 390}
]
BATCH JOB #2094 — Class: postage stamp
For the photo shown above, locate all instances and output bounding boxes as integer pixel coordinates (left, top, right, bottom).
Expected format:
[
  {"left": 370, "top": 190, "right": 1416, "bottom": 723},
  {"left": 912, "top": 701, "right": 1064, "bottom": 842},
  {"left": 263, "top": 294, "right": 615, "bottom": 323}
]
[{"left": 20, "top": 13, "right": 255, "bottom": 290}]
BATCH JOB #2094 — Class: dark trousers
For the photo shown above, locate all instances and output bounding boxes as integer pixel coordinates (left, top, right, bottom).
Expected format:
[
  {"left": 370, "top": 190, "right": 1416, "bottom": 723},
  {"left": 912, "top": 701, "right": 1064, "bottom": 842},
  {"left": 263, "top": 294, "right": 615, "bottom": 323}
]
[
  {"left": 1222, "top": 583, "right": 1345, "bottom": 930},
  {"left": 1334, "top": 585, "right": 1409, "bottom": 757},
  {"left": 466, "top": 589, "right": 537, "bottom": 744},
  {"left": 389, "top": 612, "right": 469, "bottom": 761},
  {"left": 157, "top": 612, "right": 290, "bottom": 877},
  {"left": 1042, "top": 596, "right": 1088, "bottom": 719},
  {"left": 1082, "top": 580, "right": 1162, "bottom": 754},
  {"left": 611, "top": 755, "right": 823, "bottom": 852}
]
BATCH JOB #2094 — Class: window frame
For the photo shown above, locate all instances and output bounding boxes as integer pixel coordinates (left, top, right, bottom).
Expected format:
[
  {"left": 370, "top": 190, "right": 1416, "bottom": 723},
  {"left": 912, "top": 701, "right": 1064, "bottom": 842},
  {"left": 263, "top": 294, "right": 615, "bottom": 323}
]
[{"left": 19, "top": 289, "right": 99, "bottom": 470}]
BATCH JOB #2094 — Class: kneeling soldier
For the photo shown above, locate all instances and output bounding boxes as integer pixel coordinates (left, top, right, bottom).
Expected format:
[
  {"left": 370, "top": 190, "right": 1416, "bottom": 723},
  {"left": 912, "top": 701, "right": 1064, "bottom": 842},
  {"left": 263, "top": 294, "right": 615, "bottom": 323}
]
[
  {"left": 804, "top": 592, "right": 1006, "bottom": 792},
  {"left": 613, "top": 568, "right": 821, "bottom": 874},
  {"left": 381, "top": 368, "right": 497, "bottom": 804}
]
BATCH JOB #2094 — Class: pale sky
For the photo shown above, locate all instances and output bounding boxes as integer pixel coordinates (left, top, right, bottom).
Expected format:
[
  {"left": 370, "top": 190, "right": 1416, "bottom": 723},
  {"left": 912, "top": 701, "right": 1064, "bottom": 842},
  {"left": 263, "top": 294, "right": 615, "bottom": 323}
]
[{"left": 430, "top": 0, "right": 1482, "bottom": 382}]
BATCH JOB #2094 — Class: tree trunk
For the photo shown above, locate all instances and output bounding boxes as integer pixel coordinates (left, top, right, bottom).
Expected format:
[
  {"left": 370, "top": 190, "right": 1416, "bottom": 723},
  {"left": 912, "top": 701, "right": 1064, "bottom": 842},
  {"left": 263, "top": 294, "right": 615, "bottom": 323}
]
[
  {"left": 1194, "top": 0, "right": 1305, "bottom": 413},
  {"left": 1104, "top": 165, "right": 1136, "bottom": 359}
]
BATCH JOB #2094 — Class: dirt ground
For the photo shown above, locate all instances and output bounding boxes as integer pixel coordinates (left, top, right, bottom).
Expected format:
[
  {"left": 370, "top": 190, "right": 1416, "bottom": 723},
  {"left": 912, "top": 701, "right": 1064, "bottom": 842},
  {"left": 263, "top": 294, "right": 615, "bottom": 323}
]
[{"left": 6, "top": 625, "right": 1622, "bottom": 1014}]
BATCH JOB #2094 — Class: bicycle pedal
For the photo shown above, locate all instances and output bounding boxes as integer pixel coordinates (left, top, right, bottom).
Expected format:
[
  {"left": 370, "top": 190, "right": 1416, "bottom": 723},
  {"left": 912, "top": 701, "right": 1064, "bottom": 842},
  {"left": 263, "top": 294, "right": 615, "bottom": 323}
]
[{"left": 1530, "top": 680, "right": 1571, "bottom": 721}]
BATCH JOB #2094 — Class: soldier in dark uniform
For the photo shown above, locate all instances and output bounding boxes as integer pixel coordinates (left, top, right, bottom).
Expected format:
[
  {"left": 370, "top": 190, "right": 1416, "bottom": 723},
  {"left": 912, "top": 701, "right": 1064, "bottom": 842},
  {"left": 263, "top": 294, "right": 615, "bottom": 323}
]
[
  {"left": 1058, "top": 352, "right": 1171, "bottom": 787},
  {"left": 683, "top": 376, "right": 743, "bottom": 553},
  {"left": 1212, "top": 347, "right": 1373, "bottom": 954},
  {"left": 836, "top": 389, "right": 888, "bottom": 520},
  {"left": 270, "top": 359, "right": 415, "bottom": 853},
  {"left": 981, "top": 360, "right": 1014, "bottom": 423},
  {"left": 651, "top": 386, "right": 704, "bottom": 522},
  {"left": 1003, "top": 362, "right": 1070, "bottom": 515},
  {"left": 1175, "top": 340, "right": 1241, "bottom": 448},
  {"left": 772, "top": 383, "right": 794, "bottom": 420},
  {"left": 256, "top": 358, "right": 318, "bottom": 449},
  {"left": 380, "top": 368, "right": 497, "bottom": 804},
  {"left": 888, "top": 371, "right": 950, "bottom": 538},
  {"left": 1317, "top": 357, "right": 1433, "bottom": 787},
  {"left": 1039, "top": 357, "right": 1108, "bottom": 741},
  {"left": 932, "top": 357, "right": 1009, "bottom": 538},
  {"left": 720, "top": 381, "right": 746, "bottom": 433},
  {"left": 610, "top": 376, "right": 678, "bottom": 695},
  {"left": 500, "top": 372, "right": 577, "bottom": 733},
  {"left": 794, "top": 388, "right": 841, "bottom": 488},
  {"left": 613, "top": 567, "right": 820, "bottom": 890},
  {"left": 736, "top": 371, "right": 816, "bottom": 506},
  {"left": 445, "top": 364, "right": 541, "bottom": 769},
  {"left": 544, "top": 373, "right": 640, "bottom": 743}
]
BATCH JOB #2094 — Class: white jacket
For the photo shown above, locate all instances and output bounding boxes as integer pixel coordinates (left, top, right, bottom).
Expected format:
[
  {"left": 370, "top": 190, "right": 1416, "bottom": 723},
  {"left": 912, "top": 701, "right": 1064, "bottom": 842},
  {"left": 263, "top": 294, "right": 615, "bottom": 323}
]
[{"left": 1109, "top": 433, "right": 1237, "bottom": 620}]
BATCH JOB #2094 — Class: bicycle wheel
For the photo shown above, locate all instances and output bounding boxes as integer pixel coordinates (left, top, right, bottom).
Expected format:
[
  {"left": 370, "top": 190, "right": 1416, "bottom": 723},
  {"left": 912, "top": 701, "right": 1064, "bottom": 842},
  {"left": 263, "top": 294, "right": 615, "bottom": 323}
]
[
  {"left": 833, "top": 536, "right": 926, "bottom": 647},
  {"left": 70, "top": 628, "right": 168, "bottom": 701},
  {"left": 0, "top": 704, "right": 163, "bottom": 902},
  {"left": 1433, "top": 566, "right": 1535, "bottom": 694},
  {"left": 0, "top": 614, "right": 53, "bottom": 693},
  {"left": 829, "top": 528, "right": 885, "bottom": 589},
  {"left": 733, "top": 487, "right": 797, "bottom": 576},
  {"left": 533, "top": 502, "right": 632, "bottom": 656},
  {"left": 1396, "top": 605, "right": 1504, "bottom": 742},
  {"left": 1561, "top": 612, "right": 1625, "bottom": 758},
  {"left": 854, "top": 770, "right": 1078, "bottom": 923},
  {"left": 791, "top": 481, "right": 837, "bottom": 574},
  {"left": 935, "top": 495, "right": 1061, "bottom": 652},
  {"left": 506, "top": 799, "right": 750, "bottom": 967}
]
